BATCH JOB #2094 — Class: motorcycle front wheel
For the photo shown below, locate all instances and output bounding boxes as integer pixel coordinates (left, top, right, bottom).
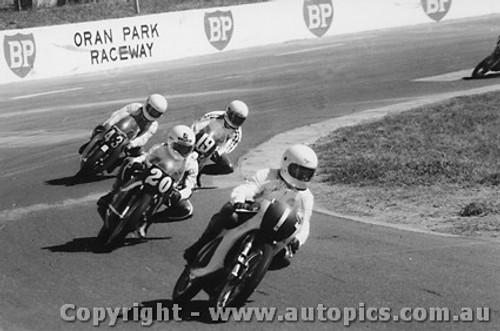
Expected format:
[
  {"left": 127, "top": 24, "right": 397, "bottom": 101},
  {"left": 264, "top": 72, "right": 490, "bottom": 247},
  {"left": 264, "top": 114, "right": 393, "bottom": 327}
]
[
  {"left": 214, "top": 242, "right": 274, "bottom": 309},
  {"left": 104, "top": 193, "right": 151, "bottom": 249},
  {"left": 172, "top": 267, "right": 203, "bottom": 305}
]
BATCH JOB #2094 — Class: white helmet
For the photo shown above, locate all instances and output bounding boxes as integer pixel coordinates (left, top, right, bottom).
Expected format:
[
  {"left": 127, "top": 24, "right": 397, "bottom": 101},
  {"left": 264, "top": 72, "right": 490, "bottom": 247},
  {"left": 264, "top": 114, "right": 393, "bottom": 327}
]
[
  {"left": 279, "top": 144, "right": 318, "bottom": 190},
  {"left": 143, "top": 94, "right": 168, "bottom": 122},
  {"left": 224, "top": 100, "right": 248, "bottom": 129},
  {"left": 166, "top": 125, "right": 195, "bottom": 159}
]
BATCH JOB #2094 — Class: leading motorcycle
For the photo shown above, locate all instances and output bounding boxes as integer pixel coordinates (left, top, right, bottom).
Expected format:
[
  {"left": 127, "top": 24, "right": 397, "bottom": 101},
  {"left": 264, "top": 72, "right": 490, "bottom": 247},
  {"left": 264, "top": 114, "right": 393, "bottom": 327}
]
[
  {"left": 172, "top": 199, "right": 301, "bottom": 308},
  {"left": 96, "top": 162, "right": 175, "bottom": 250},
  {"left": 472, "top": 49, "right": 500, "bottom": 78},
  {"left": 78, "top": 116, "right": 140, "bottom": 178}
]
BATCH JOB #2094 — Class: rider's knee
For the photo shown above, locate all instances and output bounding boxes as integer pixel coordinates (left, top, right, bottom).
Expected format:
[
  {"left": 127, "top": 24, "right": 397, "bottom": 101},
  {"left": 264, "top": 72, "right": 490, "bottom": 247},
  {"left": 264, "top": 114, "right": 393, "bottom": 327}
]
[
  {"left": 175, "top": 200, "right": 194, "bottom": 220},
  {"left": 208, "top": 202, "right": 238, "bottom": 230}
]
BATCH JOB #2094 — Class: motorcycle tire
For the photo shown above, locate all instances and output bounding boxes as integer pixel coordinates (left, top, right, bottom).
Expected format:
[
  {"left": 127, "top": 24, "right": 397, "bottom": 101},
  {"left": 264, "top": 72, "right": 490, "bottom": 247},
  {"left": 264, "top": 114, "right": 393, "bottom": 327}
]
[
  {"left": 104, "top": 193, "right": 151, "bottom": 249},
  {"left": 172, "top": 267, "right": 203, "bottom": 305},
  {"left": 214, "top": 242, "right": 274, "bottom": 309},
  {"left": 472, "top": 56, "right": 492, "bottom": 78},
  {"left": 96, "top": 225, "right": 110, "bottom": 244},
  {"left": 81, "top": 148, "right": 106, "bottom": 176}
]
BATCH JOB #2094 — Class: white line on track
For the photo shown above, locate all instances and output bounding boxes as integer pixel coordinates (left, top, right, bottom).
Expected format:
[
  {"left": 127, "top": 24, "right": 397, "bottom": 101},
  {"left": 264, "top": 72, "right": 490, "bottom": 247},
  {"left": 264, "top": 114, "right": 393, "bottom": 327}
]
[
  {"left": 412, "top": 69, "right": 473, "bottom": 82},
  {"left": 9, "top": 87, "right": 84, "bottom": 100},
  {"left": 0, "top": 193, "right": 102, "bottom": 223},
  {"left": 275, "top": 43, "right": 343, "bottom": 56},
  {"left": 0, "top": 87, "right": 282, "bottom": 119}
]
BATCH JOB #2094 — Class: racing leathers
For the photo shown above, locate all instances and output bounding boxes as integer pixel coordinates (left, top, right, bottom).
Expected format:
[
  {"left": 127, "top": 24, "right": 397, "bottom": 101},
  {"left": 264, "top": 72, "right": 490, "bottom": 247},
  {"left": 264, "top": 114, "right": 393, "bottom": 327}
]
[
  {"left": 184, "top": 168, "right": 314, "bottom": 268},
  {"left": 191, "top": 110, "right": 242, "bottom": 184},
  {"left": 80, "top": 103, "right": 158, "bottom": 156},
  {"left": 97, "top": 143, "right": 199, "bottom": 236}
]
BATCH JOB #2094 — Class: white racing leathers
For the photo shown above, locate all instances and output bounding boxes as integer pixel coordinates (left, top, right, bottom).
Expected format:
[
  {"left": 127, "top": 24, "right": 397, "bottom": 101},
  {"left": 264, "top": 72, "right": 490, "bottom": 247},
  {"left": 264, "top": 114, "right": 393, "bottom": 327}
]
[
  {"left": 103, "top": 103, "right": 158, "bottom": 148},
  {"left": 230, "top": 168, "right": 314, "bottom": 247},
  {"left": 134, "top": 144, "right": 198, "bottom": 201},
  {"left": 191, "top": 110, "right": 242, "bottom": 156}
]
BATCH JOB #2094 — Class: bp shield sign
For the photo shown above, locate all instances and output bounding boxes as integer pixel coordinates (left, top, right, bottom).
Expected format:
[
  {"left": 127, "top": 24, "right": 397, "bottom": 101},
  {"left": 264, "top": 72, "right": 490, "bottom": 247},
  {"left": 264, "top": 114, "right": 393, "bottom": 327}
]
[
  {"left": 204, "top": 10, "right": 234, "bottom": 50},
  {"left": 303, "top": 0, "right": 334, "bottom": 37},
  {"left": 421, "top": 0, "right": 452, "bottom": 22},
  {"left": 4, "top": 33, "right": 36, "bottom": 78}
]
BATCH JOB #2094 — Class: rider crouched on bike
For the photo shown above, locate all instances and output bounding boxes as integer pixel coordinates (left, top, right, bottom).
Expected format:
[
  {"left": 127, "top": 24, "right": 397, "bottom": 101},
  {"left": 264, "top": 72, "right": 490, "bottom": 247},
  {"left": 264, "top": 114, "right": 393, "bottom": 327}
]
[
  {"left": 97, "top": 125, "right": 199, "bottom": 238},
  {"left": 191, "top": 100, "right": 249, "bottom": 186},
  {"left": 183, "top": 144, "right": 317, "bottom": 269},
  {"left": 79, "top": 94, "right": 168, "bottom": 158}
]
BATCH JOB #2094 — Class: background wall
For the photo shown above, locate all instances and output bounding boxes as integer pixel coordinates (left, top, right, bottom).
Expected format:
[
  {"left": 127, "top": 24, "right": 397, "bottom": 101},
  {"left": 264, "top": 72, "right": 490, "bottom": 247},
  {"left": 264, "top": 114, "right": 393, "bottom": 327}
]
[{"left": 1, "top": 0, "right": 499, "bottom": 84}]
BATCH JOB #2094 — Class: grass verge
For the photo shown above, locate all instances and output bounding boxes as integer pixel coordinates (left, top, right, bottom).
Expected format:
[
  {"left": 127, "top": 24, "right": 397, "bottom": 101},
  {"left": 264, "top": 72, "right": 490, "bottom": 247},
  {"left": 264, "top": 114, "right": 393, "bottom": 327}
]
[{"left": 311, "top": 91, "right": 500, "bottom": 238}]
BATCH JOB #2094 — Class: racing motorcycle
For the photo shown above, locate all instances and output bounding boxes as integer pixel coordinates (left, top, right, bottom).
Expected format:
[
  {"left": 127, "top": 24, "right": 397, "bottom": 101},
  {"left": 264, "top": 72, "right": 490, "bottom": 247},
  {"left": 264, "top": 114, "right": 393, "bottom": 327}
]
[
  {"left": 472, "top": 48, "right": 500, "bottom": 78},
  {"left": 193, "top": 120, "right": 228, "bottom": 174},
  {"left": 96, "top": 162, "right": 175, "bottom": 250},
  {"left": 78, "top": 116, "right": 140, "bottom": 177},
  {"left": 172, "top": 199, "right": 301, "bottom": 308}
]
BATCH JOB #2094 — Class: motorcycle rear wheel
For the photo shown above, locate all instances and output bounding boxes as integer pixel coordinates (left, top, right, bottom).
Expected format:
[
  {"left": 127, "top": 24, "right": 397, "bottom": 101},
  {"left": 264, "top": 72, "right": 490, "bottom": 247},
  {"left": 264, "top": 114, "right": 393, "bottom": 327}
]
[{"left": 214, "top": 242, "right": 274, "bottom": 309}]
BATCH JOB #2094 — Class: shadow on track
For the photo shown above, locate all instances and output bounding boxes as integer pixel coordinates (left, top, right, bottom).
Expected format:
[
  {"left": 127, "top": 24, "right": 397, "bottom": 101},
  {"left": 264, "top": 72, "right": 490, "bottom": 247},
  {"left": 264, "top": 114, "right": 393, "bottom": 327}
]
[
  {"left": 44, "top": 174, "right": 115, "bottom": 186},
  {"left": 42, "top": 236, "right": 171, "bottom": 254}
]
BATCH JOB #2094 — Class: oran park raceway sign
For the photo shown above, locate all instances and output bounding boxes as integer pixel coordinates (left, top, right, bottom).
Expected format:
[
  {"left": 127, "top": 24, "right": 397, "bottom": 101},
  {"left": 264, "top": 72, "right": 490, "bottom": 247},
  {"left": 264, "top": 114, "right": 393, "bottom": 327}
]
[
  {"left": 421, "top": 0, "right": 452, "bottom": 21},
  {"left": 72, "top": 23, "right": 160, "bottom": 65}
]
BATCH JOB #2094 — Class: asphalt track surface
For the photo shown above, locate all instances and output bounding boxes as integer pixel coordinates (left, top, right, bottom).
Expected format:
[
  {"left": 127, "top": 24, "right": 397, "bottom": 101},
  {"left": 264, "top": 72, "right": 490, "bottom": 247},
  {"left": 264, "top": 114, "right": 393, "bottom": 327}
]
[{"left": 1, "top": 16, "right": 500, "bottom": 331}]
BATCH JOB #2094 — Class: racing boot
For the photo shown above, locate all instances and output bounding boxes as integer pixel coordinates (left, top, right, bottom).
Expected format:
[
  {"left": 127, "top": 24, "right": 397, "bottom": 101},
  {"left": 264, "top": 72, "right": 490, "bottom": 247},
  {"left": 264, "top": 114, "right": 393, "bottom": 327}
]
[{"left": 135, "top": 218, "right": 151, "bottom": 239}]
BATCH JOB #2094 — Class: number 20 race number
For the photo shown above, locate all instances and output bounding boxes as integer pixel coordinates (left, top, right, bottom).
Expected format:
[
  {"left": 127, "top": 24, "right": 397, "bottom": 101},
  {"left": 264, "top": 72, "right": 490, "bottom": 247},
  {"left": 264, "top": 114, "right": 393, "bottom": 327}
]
[{"left": 145, "top": 168, "right": 173, "bottom": 193}]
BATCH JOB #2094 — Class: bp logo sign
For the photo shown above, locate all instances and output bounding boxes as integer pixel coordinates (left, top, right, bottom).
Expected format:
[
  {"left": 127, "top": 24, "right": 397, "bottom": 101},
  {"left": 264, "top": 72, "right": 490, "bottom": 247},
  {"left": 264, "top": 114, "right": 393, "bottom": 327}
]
[
  {"left": 421, "top": 0, "right": 452, "bottom": 22},
  {"left": 4, "top": 33, "right": 36, "bottom": 78},
  {"left": 204, "top": 10, "right": 234, "bottom": 51},
  {"left": 303, "top": 0, "right": 334, "bottom": 37}
]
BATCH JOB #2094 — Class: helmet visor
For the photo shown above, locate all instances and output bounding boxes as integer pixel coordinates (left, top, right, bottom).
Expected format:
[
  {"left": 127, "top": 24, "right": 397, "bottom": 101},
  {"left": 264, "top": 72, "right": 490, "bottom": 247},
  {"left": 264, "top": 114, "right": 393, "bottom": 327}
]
[
  {"left": 145, "top": 104, "right": 164, "bottom": 119},
  {"left": 288, "top": 163, "right": 315, "bottom": 182},
  {"left": 172, "top": 142, "right": 193, "bottom": 157},
  {"left": 226, "top": 111, "right": 246, "bottom": 128}
]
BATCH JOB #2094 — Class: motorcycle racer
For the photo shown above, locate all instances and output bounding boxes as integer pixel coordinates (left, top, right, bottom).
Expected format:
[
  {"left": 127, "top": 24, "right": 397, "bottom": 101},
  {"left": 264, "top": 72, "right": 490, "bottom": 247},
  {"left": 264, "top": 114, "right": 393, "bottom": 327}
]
[
  {"left": 97, "top": 125, "right": 198, "bottom": 238},
  {"left": 191, "top": 100, "right": 249, "bottom": 186},
  {"left": 79, "top": 94, "right": 168, "bottom": 158},
  {"left": 183, "top": 144, "right": 317, "bottom": 269}
]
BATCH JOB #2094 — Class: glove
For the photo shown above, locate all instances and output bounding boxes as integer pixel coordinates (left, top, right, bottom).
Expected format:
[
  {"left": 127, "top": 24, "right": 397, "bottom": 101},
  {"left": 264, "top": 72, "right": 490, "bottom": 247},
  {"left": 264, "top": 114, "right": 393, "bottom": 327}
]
[
  {"left": 169, "top": 189, "right": 182, "bottom": 205},
  {"left": 94, "top": 124, "right": 106, "bottom": 134},
  {"left": 288, "top": 237, "right": 300, "bottom": 255},
  {"left": 121, "top": 161, "right": 145, "bottom": 182},
  {"left": 91, "top": 124, "right": 107, "bottom": 139},
  {"left": 233, "top": 202, "right": 252, "bottom": 211}
]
